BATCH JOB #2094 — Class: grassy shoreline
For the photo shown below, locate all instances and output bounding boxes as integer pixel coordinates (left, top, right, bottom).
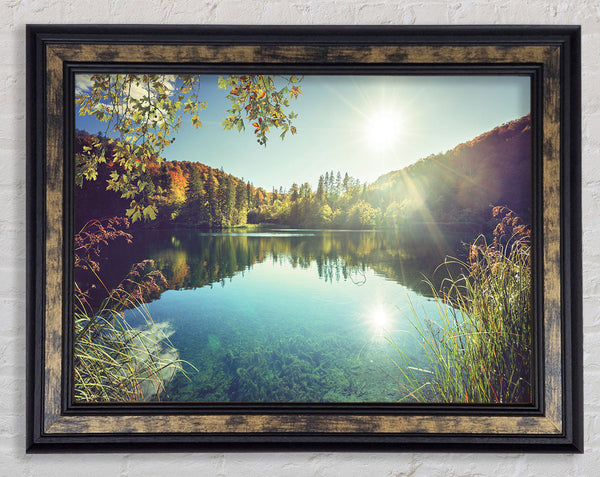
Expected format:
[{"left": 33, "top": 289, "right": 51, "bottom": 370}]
[{"left": 391, "top": 208, "right": 532, "bottom": 404}]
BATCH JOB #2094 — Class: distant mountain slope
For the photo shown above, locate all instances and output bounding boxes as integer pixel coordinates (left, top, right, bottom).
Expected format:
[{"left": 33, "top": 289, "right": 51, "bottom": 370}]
[{"left": 367, "top": 115, "right": 531, "bottom": 229}]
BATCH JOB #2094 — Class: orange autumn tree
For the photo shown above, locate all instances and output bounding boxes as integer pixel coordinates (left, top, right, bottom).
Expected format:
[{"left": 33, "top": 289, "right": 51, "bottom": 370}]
[{"left": 76, "top": 73, "right": 303, "bottom": 222}]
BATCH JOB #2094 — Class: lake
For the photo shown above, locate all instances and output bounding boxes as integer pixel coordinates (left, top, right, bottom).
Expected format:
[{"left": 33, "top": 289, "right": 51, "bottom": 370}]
[{"left": 110, "top": 227, "right": 467, "bottom": 403}]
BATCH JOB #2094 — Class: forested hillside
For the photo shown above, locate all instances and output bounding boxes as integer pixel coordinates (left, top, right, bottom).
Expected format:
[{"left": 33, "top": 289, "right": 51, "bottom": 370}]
[
  {"left": 366, "top": 114, "right": 531, "bottom": 229},
  {"left": 75, "top": 130, "right": 265, "bottom": 229},
  {"left": 75, "top": 114, "right": 531, "bottom": 232}
]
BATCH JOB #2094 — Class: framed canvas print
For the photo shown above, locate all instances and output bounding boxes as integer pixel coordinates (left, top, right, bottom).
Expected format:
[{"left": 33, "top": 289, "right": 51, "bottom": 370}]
[{"left": 26, "top": 25, "right": 582, "bottom": 452}]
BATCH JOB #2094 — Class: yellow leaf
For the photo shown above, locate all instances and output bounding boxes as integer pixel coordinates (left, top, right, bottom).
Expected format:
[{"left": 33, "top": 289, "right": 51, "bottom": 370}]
[{"left": 191, "top": 114, "right": 202, "bottom": 129}]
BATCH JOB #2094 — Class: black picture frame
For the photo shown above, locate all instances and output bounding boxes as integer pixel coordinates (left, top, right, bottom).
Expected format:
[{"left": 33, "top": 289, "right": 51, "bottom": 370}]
[{"left": 26, "top": 24, "right": 582, "bottom": 453}]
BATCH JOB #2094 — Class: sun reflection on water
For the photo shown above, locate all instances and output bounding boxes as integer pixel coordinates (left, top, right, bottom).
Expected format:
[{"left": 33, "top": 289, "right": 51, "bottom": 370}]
[{"left": 368, "top": 303, "right": 393, "bottom": 341}]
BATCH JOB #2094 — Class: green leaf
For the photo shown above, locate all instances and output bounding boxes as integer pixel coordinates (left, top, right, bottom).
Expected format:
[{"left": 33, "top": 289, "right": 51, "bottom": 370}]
[{"left": 143, "top": 205, "right": 157, "bottom": 221}]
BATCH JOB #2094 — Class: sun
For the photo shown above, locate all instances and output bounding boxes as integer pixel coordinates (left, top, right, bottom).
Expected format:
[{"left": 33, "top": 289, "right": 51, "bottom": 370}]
[{"left": 364, "top": 108, "right": 404, "bottom": 151}]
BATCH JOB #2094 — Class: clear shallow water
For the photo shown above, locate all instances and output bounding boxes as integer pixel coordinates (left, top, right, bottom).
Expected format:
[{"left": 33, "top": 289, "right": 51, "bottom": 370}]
[{"left": 117, "top": 228, "right": 465, "bottom": 403}]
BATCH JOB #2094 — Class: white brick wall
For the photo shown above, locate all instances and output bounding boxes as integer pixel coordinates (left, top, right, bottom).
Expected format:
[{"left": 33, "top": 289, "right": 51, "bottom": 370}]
[{"left": 1, "top": 1, "right": 596, "bottom": 475}]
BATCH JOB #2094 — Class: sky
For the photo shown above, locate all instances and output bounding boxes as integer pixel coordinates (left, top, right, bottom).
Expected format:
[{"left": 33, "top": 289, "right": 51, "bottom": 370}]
[{"left": 76, "top": 74, "right": 530, "bottom": 192}]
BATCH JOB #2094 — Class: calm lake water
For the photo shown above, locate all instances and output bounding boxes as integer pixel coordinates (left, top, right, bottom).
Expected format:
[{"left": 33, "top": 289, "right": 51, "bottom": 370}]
[{"left": 112, "top": 227, "right": 467, "bottom": 403}]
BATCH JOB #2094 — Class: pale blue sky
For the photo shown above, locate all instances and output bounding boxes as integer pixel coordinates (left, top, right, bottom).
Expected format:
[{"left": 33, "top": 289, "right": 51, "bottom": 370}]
[{"left": 76, "top": 74, "right": 530, "bottom": 191}]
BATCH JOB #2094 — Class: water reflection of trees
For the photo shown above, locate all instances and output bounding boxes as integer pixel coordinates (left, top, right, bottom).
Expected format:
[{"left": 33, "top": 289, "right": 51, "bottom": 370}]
[{"left": 126, "top": 227, "right": 467, "bottom": 297}]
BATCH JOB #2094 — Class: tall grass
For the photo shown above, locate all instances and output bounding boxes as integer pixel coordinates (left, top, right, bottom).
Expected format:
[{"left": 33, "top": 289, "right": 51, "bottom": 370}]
[
  {"left": 390, "top": 207, "right": 532, "bottom": 403},
  {"left": 73, "top": 217, "right": 189, "bottom": 402},
  {"left": 74, "top": 289, "right": 184, "bottom": 402}
]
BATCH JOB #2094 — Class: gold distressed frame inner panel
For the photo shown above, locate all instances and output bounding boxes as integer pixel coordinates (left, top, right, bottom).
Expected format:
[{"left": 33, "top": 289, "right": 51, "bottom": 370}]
[{"left": 43, "top": 42, "right": 562, "bottom": 436}]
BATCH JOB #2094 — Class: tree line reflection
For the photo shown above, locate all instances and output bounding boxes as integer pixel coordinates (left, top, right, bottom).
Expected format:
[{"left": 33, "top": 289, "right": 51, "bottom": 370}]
[{"left": 90, "top": 227, "right": 468, "bottom": 300}]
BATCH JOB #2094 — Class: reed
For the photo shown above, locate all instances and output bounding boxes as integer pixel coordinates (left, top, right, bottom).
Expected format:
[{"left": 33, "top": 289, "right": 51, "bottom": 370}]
[
  {"left": 73, "top": 217, "right": 189, "bottom": 402},
  {"left": 73, "top": 274, "right": 188, "bottom": 402},
  {"left": 391, "top": 207, "right": 532, "bottom": 403}
]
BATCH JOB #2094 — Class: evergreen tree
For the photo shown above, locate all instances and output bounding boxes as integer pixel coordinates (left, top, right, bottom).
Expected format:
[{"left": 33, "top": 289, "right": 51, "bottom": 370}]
[
  {"left": 290, "top": 183, "right": 299, "bottom": 202},
  {"left": 187, "top": 165, "right": 204, "bottom": 201},
  {"left": 247, "top": 181, "right": 253, "bottom": 208},
  {"left": 317, "top": 175, "right": 325, "bottom": 202},
  {"left": 231, "top": 178, "right": 248, "bottom": 226},
  {"left": 235, "top": 179, "right": 247, "bottom": 212},
  {"left": 205, "top": 168, "right": 217, "bottom": 226},
  {"left": 225, "top": 176, "right": 236, "bottom": 225},
  {"left": 328, "top": 170, "right": 334, "bottom": 194},
  {"left": 301, "top": 182, "right": 311, "bottom": 198}
]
